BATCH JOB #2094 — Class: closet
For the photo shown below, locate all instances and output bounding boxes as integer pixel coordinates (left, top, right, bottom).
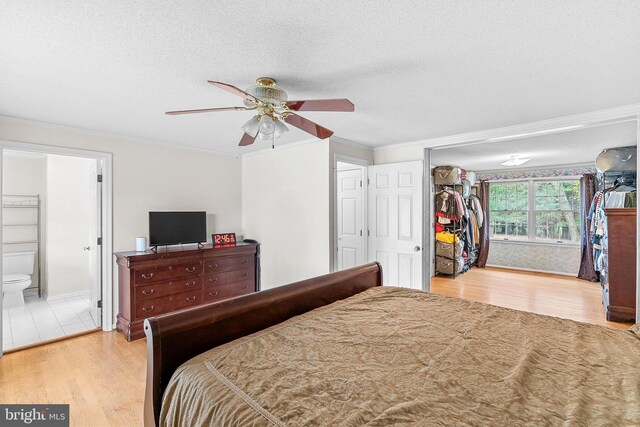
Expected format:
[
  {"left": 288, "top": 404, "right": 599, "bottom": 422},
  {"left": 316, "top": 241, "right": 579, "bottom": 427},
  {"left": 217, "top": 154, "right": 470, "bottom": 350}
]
[{"left": 433, "top": 166, "right": 484, "bottom": 278}]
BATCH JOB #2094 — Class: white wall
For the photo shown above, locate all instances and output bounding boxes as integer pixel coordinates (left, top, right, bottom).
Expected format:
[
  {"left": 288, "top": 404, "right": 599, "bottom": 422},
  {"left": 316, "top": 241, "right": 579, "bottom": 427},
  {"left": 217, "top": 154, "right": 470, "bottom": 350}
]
[
  {"left": 374, "top": 145, "right": 423, "bottom": 164},
  {"left": 242, "top": 142, "right": 330, "bottom": 289},
  {"left": 0, "top": 118, "right": 242, "bottom": 324},
  {"left": 2, "top": 151, "right": 45, "bottom": 291},
  {"left": 45, "top": 155, "right": 96, "bottom": 298}
]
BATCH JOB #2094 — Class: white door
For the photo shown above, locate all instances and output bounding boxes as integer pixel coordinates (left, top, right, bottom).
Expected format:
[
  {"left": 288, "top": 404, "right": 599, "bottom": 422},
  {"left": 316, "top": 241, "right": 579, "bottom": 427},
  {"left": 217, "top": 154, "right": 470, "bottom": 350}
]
[
  {"left": 337, "top": 168, "right": 365, "bottom": 270},
  {"left": 368, "top": 161, "right": 423, "bottom": 288},
  {"left": 46, "top": 155, "right": 100, "bottom": 326}
]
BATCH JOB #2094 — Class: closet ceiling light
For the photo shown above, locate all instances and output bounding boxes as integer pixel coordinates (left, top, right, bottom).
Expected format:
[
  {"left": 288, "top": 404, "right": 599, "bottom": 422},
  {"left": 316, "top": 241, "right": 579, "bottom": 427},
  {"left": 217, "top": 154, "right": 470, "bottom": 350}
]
[{"left": 500, "top": 156, "right": 531, "bottom": 166}]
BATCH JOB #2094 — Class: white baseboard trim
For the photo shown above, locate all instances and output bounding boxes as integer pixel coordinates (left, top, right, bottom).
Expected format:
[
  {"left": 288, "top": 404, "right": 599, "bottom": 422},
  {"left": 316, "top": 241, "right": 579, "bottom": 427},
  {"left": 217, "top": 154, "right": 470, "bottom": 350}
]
[
  {"left": 46, "top": 290, "right": 90, "bottom": 301},
  {"left": 485, "top": 264, "right": 577, "bottom": 277}
]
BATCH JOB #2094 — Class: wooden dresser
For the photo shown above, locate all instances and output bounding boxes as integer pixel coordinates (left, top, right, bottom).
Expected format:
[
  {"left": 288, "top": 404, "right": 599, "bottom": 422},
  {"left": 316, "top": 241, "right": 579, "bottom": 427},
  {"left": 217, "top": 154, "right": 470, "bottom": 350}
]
[
  {"left": 602, "top": 208, "right": 636, "bottom": 322},
  {"left": 115, "top": 242, "right": 260, "bottom": 341}
]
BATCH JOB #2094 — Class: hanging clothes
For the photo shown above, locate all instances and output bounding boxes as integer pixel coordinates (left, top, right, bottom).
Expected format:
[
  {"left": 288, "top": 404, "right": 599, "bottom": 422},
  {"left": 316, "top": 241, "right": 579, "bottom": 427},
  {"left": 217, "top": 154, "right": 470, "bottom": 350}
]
[{"left": 470, "top": 195, "right": 484, "bottom": 228}]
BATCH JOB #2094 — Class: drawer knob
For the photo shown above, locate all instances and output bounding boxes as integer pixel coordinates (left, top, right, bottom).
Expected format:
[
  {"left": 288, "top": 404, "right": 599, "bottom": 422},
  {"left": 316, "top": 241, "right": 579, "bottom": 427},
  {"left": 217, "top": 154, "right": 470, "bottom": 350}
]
[
  {"left": 241, "top": 285, "right": 247, "bottom": 289},
  {"left": 141, "top": 273, "right": 154, "bottom": 280},
  {"left": 209, "top": 277, "right": 218, "bottom": 283},
  {"left": 240, "top": 272, "right": 248, "bottom": 277},
  {"left": 168, "top": 266, "right": 173, "bottom": 270},
  {"left": 241, "top": 259, "right": 248, "bottom": 264},
  {"left": 142, "top": 289, "right": 155, "bottom": 296},
  {"left": 142, "top": 306, "right": 154, "bottom": 312},
  {"left": 209, "top": 264, "right": 218, "bottom": 270},
  {"left": 185, "top": 266, "right": 196, "bottom": 273},
  {"left": 185, "top": 296, "right": 196, "bottom": 302},
  {"left": 168, "top": 281, "right": 174, "bottom": 286},
  {"left": 186, "top": 281, "right": 197, "bottom": 288},
  {"left": 208, "top": 291, "right": 218, "bottom": 297}
]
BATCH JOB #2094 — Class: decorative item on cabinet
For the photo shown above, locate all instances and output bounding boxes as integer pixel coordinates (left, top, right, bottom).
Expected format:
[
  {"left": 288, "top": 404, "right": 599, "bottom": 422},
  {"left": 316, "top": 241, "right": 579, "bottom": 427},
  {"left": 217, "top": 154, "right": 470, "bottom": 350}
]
[{"left": 114, "top": 242, "right": 260, "bottom": 341}]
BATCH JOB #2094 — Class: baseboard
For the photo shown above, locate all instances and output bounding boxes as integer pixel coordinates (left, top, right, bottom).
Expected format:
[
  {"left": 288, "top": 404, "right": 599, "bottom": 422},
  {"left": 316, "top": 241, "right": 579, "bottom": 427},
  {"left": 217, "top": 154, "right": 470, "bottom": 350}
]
[
  {"left": 46, "top": 290, "right": 90, "bottom": 301},
  {"left": 485, "top": 264, "right": 577, "bottom": 277}
]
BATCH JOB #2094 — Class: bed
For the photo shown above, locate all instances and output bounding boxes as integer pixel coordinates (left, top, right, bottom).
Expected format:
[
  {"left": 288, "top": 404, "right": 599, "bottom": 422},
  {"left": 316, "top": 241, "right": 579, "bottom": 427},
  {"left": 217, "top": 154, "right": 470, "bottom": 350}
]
[{"left": 144, "top": 262, "right": 640, "bottom": 426}]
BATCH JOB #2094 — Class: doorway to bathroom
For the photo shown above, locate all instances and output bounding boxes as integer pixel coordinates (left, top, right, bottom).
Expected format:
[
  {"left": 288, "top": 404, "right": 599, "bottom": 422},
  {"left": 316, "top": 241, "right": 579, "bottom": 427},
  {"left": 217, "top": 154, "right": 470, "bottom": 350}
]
[{"left": 1, "top": 148, "right": 104, "bottom": 352}]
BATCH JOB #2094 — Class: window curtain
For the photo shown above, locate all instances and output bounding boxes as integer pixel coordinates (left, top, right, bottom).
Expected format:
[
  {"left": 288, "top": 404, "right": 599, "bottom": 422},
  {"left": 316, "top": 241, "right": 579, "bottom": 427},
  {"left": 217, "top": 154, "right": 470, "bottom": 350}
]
[
  {"left": 476, "top": 180, "right": 490, "bottom": 268},
  {"left": 577, "top": 173, "right": 599, "bottom": 282}
]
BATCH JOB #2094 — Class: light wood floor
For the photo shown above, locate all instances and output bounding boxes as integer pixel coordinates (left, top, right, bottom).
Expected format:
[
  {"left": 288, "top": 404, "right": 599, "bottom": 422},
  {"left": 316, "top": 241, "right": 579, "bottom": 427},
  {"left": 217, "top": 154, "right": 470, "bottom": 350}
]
[
  {"left": 431, "top": 267, "right": 632, "bottom": 329},
  {"left": 0, "top": 267, "right": 633, "bottom": 426},
  {"left": 0, "top": 330, "right": 147, "bottom": 426}
]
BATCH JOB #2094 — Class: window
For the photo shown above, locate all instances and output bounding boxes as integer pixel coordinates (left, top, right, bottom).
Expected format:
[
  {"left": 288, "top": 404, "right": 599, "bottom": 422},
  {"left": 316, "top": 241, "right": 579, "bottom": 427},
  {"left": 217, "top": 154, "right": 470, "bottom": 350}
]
[
  {"left": 489, "top": 182, "right": 529, "bottom": 239},
  {"left": 534, "top": 181, "right": 580, "bottom": 242},
  {"left": 489, "top": 179, "right": 581, "bottom": 244}
]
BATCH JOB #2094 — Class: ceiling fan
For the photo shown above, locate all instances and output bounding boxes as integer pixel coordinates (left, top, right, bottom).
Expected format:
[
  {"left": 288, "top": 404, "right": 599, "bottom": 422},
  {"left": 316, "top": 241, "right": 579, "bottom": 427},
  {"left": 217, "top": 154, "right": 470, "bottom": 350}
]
[{"left": 166, "top": 77, "right": 355, "bottom": 146}]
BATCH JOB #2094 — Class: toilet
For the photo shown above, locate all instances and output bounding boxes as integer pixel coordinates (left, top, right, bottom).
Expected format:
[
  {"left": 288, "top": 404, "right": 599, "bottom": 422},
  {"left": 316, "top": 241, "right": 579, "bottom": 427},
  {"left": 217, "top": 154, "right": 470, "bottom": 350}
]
[{"left": 2, "top": 251, "right": 35, "bottom": 308}]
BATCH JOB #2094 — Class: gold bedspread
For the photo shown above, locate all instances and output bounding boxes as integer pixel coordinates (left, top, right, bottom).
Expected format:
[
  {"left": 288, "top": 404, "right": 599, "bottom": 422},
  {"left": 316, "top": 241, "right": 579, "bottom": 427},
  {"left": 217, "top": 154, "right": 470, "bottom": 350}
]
[{"left": 161, "top": 287, "right": 640, "bottom": 426}]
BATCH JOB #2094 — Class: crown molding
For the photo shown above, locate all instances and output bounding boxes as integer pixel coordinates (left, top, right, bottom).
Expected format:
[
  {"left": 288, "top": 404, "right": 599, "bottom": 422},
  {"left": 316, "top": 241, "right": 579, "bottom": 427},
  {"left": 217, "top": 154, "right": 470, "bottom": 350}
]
[
  {"left": 330, "top": 135, "right": 373, "bottom": 152},
  {"left": 374, "top": 103, "right": 640, "bottom": 152},
  {"left": 0, "top": 115, "right": 239, "bottom": 158}
]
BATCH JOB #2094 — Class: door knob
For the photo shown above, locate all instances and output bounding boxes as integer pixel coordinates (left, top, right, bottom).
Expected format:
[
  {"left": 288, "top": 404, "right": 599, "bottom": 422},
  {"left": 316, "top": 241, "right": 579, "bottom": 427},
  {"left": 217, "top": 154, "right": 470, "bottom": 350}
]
[
  {"left": 414, "top": 246, "right": 421, "bottom": 252},
  {"left": 83, "top": 246, "right": 91, "bottom": 251}
]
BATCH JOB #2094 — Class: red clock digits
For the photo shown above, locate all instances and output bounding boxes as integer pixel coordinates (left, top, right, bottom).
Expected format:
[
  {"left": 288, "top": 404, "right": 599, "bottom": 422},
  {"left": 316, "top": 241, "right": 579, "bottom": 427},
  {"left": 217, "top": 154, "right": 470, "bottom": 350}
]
[{"left": 212, "top": 233, "right": 237, "bottom": 247}]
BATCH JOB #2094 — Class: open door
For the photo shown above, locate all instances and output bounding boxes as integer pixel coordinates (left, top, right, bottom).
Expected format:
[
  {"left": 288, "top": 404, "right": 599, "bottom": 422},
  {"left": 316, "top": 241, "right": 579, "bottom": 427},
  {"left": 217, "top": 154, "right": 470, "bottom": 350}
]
[
  {"left": 368, "top": 161, "right": 423, "bottom": 288},
  {"left": 337, "top": 166, "right": 366, "bottom": 270}
]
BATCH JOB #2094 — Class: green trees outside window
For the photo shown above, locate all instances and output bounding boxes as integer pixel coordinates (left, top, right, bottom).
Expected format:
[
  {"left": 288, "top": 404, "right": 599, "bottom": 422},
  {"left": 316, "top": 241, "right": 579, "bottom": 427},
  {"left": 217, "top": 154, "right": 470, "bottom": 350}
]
[{"left": 489, "top": 180, "right": 580, "bottom": 243}]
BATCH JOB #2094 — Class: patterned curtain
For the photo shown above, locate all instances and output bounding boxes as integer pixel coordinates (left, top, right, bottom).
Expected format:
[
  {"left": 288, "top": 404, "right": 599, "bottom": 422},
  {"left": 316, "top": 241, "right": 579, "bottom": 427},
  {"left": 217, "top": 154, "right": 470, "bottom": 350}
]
[
  {"left": 577, "top": 173, "right": 599, "bottom": 282},
  {"left": 476, "top": 181, "right": 490, "bottom": 268}
]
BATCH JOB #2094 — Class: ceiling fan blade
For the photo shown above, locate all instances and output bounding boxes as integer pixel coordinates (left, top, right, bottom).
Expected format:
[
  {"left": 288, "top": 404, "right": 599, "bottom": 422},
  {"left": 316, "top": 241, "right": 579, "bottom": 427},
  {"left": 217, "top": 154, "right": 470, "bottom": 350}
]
[
  {"left": 165, "top": 106, "right": 244, "bottom": 115},
  {"left": 285, "top": 98, "right": 355, "bottom": 112},
  {"left": 239, "top": 132, "right": 257, "bottom": 146},
  {"left": 283, "top": 113, "right": 334, "bottom": 139},
  {"left": 208, "top": 81, "right": 258, "bottom": 103}
]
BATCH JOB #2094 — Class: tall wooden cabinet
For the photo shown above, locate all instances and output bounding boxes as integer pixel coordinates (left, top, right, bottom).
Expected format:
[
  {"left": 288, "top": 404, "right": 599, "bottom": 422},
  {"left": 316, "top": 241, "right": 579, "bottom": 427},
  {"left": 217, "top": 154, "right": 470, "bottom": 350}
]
[
  {"left": 115, "top": 242, "right": 260, "bottom": 341},
  {"left": 602, "top": 208, "right": 636, "bottom": 322}
]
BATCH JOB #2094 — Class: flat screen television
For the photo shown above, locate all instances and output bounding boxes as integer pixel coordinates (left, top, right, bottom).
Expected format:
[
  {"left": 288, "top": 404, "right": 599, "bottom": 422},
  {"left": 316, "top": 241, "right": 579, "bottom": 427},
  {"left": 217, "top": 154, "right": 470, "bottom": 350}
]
[{"left": 149, "top": 211, "right": 207, "bottom": 247}]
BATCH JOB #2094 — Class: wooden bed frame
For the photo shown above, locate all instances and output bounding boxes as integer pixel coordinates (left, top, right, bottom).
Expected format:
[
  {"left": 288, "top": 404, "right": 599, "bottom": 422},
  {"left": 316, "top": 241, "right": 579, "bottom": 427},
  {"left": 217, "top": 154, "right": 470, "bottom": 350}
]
[{"left": 143, "top": 262, "right": 383, "bottom": 427}]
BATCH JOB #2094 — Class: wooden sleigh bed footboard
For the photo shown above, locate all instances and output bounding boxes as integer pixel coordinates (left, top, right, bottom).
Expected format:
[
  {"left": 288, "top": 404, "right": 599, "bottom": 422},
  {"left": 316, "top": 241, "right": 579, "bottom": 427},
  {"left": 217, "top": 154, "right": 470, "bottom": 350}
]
[{"left": 143, "top": 262, "right": 383, "bottom": 427}]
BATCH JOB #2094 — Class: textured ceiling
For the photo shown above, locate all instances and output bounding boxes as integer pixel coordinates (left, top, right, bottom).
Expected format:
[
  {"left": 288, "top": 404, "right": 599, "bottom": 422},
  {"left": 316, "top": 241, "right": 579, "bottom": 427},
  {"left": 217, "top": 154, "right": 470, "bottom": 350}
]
[
  {"left": 1, "top": 1, "right": 639, "bottom": 155},
  {"left": 430, "top": 121, "right": 638, "bottom": 171}
]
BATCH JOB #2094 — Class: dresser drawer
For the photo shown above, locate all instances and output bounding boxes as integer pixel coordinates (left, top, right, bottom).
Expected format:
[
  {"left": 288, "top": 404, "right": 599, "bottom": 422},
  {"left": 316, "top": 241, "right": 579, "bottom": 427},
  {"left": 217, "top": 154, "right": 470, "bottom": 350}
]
[
  {"left": 135, "top": 290, "right": 201, "bottom": 319},
  {"left": 204, "top": 269, "right": 254, "bottom": 287},
  {"left": 203, "top": 281, "right": 254, "bottom": 303},
  {"left": 134, "top": 260, "right": 202, "bottom": 285},
  {"left": 135, "top": 278, "right": 202, "bottom": 302},
  {"left": 204, "top": 256, "right": 253, "bottom": 274}
]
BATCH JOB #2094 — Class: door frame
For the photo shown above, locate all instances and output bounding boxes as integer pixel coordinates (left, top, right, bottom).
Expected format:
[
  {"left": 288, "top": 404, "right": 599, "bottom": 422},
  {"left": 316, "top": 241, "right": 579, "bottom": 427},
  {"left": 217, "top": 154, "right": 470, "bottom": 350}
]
[
  {"left": 423, "top": 149, "right": 432, "bottom": 292},
  {"left": 419, "top": 106, "right": 640, "bottom": 323},
  {"left": 333, "top": 154, "right": 371, "bottom": 272},
  {"left": 0, "top": 139, "right": 113, "bottom": 356}
]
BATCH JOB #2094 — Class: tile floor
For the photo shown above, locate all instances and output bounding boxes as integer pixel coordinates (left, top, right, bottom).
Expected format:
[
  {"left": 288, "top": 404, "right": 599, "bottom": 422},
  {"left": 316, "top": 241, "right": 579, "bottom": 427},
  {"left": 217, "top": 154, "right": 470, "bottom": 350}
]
[{"left": 2, "top": 295, "right": 99, "bottom": 351}]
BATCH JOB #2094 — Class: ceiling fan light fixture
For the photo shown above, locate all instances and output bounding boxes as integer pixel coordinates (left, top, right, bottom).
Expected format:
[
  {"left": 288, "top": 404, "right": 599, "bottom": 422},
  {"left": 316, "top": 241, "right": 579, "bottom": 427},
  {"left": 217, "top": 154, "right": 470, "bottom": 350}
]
[
  {"left": 258, "top": 115, "right": 276, "bottom": 135},
  {"left": 273, "top": 118, "right": 289, "bottom": 138},
  {"left": 241, "top": 116, "right": 260, "bottom": 137},
  {"left": 244, "top": 77, "right": 288, "bottom": 107},
  {"left": 500, "top": 156, "right": 531, "bottom": 166},
  {"left": 167, "top": 78, "right": 355, "bottom": 147}
]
